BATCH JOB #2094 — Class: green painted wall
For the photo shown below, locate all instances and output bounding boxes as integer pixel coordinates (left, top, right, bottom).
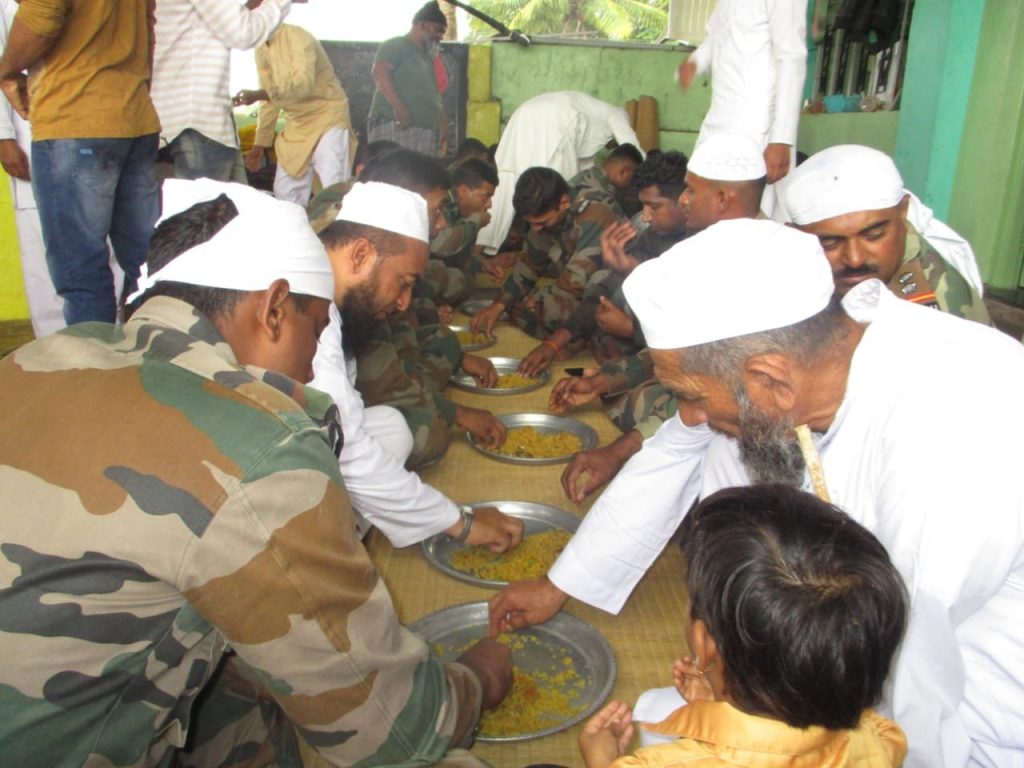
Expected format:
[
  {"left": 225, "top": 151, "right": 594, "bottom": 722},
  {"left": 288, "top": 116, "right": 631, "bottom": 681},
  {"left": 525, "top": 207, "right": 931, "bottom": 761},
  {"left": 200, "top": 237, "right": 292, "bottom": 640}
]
[
  {"left": 894, "top": 0, "right": 986, "bottom": 222},
  {"left": 948, "top": 0, "right": 1024, "bottom": 290}
]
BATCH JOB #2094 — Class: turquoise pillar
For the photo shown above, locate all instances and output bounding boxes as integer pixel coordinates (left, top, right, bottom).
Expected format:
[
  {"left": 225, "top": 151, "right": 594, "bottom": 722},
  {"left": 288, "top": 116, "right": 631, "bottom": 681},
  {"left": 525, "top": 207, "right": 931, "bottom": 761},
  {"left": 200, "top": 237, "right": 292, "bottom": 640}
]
[{"left": 893, "top": 0, "right": 985, "bottom": 220}]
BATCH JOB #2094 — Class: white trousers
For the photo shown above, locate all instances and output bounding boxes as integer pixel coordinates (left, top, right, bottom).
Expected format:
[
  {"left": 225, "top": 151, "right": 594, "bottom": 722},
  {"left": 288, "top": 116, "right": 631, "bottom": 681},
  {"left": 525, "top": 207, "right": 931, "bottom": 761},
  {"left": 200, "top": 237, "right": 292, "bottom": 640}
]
[
  {"left": 13, "top": 204, "right": 64, "bottom": 337},
  {"left": 273, "top": 125, "right": 351, "bottom": 206}
]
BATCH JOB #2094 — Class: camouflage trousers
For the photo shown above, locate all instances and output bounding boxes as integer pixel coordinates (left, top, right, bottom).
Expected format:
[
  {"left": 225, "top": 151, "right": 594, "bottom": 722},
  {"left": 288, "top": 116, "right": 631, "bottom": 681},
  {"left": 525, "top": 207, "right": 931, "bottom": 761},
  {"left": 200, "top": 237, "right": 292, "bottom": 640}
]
[
  {"left": 602, "top": 379, "right": 678, "bottom": 439},
  {"left": 589, "top": 331, "right": 642, "bottom": 366},
  {"left": 172, "top": 653, "right": 492, "bottom": 768},
  {"left": 507, "top": 283, "right": 582, "bottom": 341}
]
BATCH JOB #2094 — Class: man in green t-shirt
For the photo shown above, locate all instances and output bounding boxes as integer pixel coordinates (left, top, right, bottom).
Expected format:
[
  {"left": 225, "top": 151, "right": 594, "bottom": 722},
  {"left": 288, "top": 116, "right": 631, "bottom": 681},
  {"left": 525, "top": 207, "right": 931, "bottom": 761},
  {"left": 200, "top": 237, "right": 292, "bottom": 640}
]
[{"left": 369, "top": 2, "right": 448, "bottom": 156}]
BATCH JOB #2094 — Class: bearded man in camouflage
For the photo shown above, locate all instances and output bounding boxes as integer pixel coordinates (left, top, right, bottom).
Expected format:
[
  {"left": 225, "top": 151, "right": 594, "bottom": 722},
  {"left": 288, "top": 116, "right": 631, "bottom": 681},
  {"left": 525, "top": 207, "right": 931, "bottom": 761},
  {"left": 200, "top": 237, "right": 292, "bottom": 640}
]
[{"left": 0, "top": 179, "right": 511, "bottom": 767}]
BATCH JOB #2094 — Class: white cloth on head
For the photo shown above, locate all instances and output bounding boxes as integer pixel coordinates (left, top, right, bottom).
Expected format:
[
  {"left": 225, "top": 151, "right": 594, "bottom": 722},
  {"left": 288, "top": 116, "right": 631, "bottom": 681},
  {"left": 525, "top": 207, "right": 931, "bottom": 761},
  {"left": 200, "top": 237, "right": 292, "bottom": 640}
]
[
  {"left": 310, "top": 304, "right": 460, "bottom": 547},
  {"left": 687, "top": 132, "right": 766, "bottom": 181},
  {"left": 549, "top": 280, "right": 1024, "bottom": 768},
  {"left": 785, "top": 144, "right": 985, "bottom": 295},
  {"left": 130, "top": 179, "right": 334, "bottom": 302},
  {"left": 476, "top": 91, "right": 643, "bottom": 252},
  {"left": 335, "top": 181, "right": 429, "bottom": 243},
  {"left": 623, "top": 219, "right": 833, "bottom": 350}
]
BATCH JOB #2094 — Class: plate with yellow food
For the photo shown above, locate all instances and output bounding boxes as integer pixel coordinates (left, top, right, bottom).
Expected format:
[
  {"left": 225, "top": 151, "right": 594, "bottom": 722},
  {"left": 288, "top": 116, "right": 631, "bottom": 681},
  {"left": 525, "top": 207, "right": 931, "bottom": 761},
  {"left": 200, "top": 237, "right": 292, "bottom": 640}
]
[
  {"left": 450, "top": 357, "right": 550, "bottom": 395},
  {"left": 467, "top": 413, "right": 597, "bottom": 464},
  {"left": 422, "top": 501, "right": 579, "bottom": 587},
  {"left": 410, "top": 602, "right": 616, "bottom": 742},
  {"left": 448, "top": 324, "right": 496, "bottom": 352}
]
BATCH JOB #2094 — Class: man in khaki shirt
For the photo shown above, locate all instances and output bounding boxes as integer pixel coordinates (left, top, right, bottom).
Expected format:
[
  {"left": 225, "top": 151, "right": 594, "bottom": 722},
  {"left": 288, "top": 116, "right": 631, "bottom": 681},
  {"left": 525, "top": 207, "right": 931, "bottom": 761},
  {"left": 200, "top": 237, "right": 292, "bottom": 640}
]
[
  {"left": 0, "top": 0, "right": 161, "bottom": 325},
  {"left": 237, "top": 23, "right": 355, "bottom": 206}
]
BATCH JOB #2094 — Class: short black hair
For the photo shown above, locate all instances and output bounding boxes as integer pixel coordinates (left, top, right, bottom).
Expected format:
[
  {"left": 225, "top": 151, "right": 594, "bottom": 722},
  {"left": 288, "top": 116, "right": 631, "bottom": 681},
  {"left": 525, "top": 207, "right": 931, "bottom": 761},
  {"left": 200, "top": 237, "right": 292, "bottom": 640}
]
[
  {"left": 453, "top": 137, "right": 489, "bottom": 163},
  {"left": 512, "top": 167, "right": 569, "bottom": 217},
  {"left": 607, "top": 143, "right": 644, "bottom": 165},
  {"left": 354, "top": 139, "right": 400, "bottom": 175},
  {"left": 681, "top": 484, "right": 908, "bottom": 730},
  {"left": 360, "top": 147, "right": 451, "bottom": 194},
  {"left": 633, "top": 150, "right": 688, "bottom": 199},
  {"left": 319, "top": 220, "right": 414, "bottom": 261},
  {"left": 128, "top": 195, "right": 316, "bottom": 320},
  {"left": 412, "top": 1, "right": 447, "bottom": 26},
  {"left": 450, "top": 157, "right": 498, "bottom": 189}
]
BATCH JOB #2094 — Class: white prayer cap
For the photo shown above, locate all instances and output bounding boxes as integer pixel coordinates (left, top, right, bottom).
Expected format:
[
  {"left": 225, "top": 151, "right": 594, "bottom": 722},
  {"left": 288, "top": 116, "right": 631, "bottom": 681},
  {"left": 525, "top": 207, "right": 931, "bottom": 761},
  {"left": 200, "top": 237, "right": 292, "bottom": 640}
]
[
  {"left": 624, "top": 219, "right": 834, "bottom": 350},
  {"left": 128, "top": 179, "right": 334, "bottom": 304},
  {"left": 335, "top": 181, "right": 429, "bottom": 243},
  {"left": 688, "top": 133, "right": 767, "bottom": 182},
  {"left": 785, "top": 144, "right": 905, "bottom": 225}
]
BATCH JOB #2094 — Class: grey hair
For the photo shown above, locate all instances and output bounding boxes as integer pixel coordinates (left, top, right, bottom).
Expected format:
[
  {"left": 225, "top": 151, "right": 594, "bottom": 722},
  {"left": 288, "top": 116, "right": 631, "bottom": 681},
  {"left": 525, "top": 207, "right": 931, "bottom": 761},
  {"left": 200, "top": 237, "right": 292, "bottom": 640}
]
[{"left": 681, "top": 294, "right": 848, "bottom": 390}]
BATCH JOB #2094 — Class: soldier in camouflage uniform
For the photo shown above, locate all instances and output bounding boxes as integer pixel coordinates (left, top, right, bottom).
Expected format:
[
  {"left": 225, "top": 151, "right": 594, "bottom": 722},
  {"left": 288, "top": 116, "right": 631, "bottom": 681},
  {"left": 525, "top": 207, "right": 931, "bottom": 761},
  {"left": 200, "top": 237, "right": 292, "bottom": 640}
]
[
  {"left": 567, "top": 143, "right": 644, "bottom": 219},
  {"left": 518, "top": 151, "right": 690, "bottom": 377},
  {"left": 785, "top": 143, "right": 990, "bottom": 324},
  {"left": 305, "top": 140, "right": 402, "bottom": 235},
  {"left": 470, "top": 166, "right": 620, "bottom": 340},
  {"left": 0, "top": 183, "right": 511, "bottom": 767}
]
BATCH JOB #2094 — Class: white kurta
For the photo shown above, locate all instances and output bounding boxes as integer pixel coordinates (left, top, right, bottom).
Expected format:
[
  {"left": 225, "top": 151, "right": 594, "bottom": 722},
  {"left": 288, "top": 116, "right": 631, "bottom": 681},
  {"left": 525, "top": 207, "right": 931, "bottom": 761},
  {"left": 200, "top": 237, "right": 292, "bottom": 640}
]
[
  {"left": 690, "top": 0, "right": 806, "bottom": 150},
  {"left": 477, "top": 91, "right": 642, "bottom": 252},
  {"left": 310, "top": 305, "right": 460, "bottom": 548},
  {"left": 550, "top": 281, "right": 1024, "bottom": 768}
]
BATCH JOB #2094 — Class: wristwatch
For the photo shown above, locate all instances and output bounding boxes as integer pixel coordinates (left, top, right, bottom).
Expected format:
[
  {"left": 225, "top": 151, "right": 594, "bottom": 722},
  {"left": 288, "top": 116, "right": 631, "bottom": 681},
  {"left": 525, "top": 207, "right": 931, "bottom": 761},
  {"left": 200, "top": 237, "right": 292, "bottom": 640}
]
[{"left": 452, "top": 505, "right": 474, "bottom": 544}]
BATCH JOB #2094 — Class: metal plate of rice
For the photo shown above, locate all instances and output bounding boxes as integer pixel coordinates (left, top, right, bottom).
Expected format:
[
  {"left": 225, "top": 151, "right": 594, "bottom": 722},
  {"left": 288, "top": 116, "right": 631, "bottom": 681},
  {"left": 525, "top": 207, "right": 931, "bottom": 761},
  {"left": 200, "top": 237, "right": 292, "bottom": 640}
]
[
  {"left": 457, "top": 298, "right": 498, "bottom": 317},
  {"left": 448, "top": 324, "right": 497, "bottom": 352},
  {"left": 410, "top": 602, "right": 616, "bottom": 742},
  {"left": 450, "top": 357, "right": 550, "bottom": 395},
  {"left": 467, "top": 413, "right": 597, "bottom": 465},
  {"left": 422, "top": 501, "right": 580, "bottom": 587}
]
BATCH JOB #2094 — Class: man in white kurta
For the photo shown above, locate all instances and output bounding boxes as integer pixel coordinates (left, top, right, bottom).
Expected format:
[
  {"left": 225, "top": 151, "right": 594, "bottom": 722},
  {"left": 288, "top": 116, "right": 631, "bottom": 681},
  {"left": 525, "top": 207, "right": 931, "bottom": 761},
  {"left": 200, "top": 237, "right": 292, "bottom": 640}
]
[
  {"left": 476, "top": 91, "right": 643, "bottom": 253},
  {"left": 311, "top": 181, "right": 522, "bottom": 552},
  {"left": 492, "top": 219, "right": 1024, "bottom": 767},
  {"left": 678, "top": 0, "right": 806, "bottom": 215},
  {"left": 0, "top": 0, "right": 61, "bottom": 336}
]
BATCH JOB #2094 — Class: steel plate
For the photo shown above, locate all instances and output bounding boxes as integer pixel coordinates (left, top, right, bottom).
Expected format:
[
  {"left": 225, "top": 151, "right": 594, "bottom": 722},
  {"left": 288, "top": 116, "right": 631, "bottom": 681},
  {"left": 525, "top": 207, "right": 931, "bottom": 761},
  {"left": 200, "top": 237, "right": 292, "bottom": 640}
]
[
  {"left": 468, "top": 413, "right": 598, "bottom": 465},
  {"left": 458, "top": 297, "right": 505, "bottom": 317},
  {"left": 410, "top": 603, "right": 616, "bottom": 742},
  {"left": 421, "top": 501, "right": 580, "bottom": 587},
  {"left": 448, "top": 325, "right": 496, "bottom": 352},
  {"left": 450, "top": 357, "right": 550, "bottom": 395}
]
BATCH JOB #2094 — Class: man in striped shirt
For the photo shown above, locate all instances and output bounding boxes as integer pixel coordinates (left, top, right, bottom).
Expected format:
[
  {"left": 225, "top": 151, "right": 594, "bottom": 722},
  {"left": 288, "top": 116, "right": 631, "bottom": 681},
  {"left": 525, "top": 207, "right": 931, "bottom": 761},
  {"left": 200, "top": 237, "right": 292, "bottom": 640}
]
[{"left": 152, "top": 0, "right": 290, "bottom": 182}]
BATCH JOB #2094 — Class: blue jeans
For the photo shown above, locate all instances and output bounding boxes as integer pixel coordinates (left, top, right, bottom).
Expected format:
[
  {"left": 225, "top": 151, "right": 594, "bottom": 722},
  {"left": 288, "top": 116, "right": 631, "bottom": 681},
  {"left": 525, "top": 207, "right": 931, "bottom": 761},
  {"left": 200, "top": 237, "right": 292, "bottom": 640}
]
[
  {"left": 32, "top": 134, "right": 160, "bottom": 325},
  {"left": 168, "top": 129, "right": 247, "bottom": 183}
]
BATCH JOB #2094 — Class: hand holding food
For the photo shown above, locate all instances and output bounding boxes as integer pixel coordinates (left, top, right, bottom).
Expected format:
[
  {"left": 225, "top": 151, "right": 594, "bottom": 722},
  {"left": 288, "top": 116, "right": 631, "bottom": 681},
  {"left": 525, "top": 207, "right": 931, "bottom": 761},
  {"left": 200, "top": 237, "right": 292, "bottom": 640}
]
[
  {"left": 461, "top": 506, "right": 525, "bottom": 553},
  {"left": 579, "top": 700, "right": 635, "bottom": 768},
  {"left": 548, "top": 370, "right": 608, "bottom": 413},
  {"left": 462, "top": 354, "right": 498, "bottom": 388},
  {"left": 470, "top": 301, "right": 505, "bottom": 336},
  {"left": 488, "top": 577, "right": 568, "bottom": 638}
]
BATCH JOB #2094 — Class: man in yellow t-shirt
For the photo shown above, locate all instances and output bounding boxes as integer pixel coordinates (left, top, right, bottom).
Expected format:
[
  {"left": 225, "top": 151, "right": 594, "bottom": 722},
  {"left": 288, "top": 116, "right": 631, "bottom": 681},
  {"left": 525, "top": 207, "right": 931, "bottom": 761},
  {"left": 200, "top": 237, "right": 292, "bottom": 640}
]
[{"left": 0, "top": 0, "right": 161, "bottom": 325}]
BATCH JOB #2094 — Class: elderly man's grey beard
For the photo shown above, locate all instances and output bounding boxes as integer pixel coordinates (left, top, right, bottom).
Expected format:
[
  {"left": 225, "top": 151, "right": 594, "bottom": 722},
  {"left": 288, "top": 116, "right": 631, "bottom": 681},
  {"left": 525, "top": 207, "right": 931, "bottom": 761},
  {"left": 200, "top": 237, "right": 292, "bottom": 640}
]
[{"left": 735, "top": 389, "right": 806, "bottom": 486}]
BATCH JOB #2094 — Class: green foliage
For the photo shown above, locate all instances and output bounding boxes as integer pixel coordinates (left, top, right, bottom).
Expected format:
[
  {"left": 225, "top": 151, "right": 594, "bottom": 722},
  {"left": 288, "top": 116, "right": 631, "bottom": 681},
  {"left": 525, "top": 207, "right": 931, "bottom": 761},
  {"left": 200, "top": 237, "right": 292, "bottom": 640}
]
[{"left": 464, "top": 0, "right": 669, "bottom": 42}]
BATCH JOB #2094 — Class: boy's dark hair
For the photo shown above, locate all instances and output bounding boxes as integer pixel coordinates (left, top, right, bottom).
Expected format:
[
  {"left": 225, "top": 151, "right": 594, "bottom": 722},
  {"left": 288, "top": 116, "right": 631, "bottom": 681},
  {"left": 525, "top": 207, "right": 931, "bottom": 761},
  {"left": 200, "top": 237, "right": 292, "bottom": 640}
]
[
  {"left": 319, "top": 220, "right": 413, "bottom": 262},
  {"left": 633, "top": 150, "right": 688, "bottom": 200},
  {"left": 127, "top": 195, "right": 315, "bottom": 321},
  {"left": 360, "top": 147, "right": 451, "bottom": 194},
  {"left": 512, "top": 167, "right": 569, "bottom": 217},
  {"left": 450, "top": 158, "right": 499, "bottom": 189},
  {"left": 453, "top": 137, "right": 489, "bottom": 164},
  {"left": 681, "top": 484, "right": 908, "bottom": 730},
  {"left": 607, "top": 143, "right": 644, "bottom": 166}
]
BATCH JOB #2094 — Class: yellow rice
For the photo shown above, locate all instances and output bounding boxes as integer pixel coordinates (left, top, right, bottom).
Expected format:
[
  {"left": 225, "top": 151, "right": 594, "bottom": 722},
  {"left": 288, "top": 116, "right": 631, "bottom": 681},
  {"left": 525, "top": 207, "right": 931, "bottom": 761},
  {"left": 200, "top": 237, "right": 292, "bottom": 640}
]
[
  {"left": 450, "top": 529, "right": 573, "bottom": 581},
  {"left": 455, "top": 331, "right": 492, "bottom": 346},
  {"left": 489, "top": 426, "right": 582, "bottom": 459},
  {"left": 493, "top": 373, "right": 538, "bottom": 389}
]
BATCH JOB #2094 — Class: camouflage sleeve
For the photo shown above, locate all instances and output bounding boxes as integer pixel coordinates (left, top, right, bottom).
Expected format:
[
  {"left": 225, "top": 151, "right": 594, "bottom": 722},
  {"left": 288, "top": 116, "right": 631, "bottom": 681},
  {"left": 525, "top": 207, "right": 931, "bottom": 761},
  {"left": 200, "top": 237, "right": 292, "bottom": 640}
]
[
  {"left": 933, "top": 262, "right": 992, "bottom": 325},
  {"left": 599, "top": 348, "right": 654, "bottom": 392},
  {"left": 602, "top": 379, "right": 678, "bottom": 438},
  {"left": 563, "top": 271, "right": 622, "bottom": 340},
  {"left": 498, "top": 232, "right": 560, "bottom": 305},
  {"left": 431, "top": 213, "right": 485, "bottom": 267},
  {"left": 554, "top": 204, "right": 616, "bottom": 297}
]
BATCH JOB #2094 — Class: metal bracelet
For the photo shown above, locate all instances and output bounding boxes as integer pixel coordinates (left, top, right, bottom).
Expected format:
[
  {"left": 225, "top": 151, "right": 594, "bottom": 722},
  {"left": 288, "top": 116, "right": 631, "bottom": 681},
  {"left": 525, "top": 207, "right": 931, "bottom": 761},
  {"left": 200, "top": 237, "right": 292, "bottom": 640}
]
[{"left": 452, "top": 506, "right": 474, "bottom": 544}]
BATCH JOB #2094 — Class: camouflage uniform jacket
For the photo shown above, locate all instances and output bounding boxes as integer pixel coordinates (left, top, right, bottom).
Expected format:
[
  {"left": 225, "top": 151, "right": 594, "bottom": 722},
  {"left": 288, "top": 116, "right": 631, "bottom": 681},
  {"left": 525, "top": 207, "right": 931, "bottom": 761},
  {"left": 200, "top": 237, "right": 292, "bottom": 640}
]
[
  {"left": 569, "top": 166, "right": 625, "bottom": 218},
  {"left": 431, "top": 197, "right": 487, "bottom": 276},
  {"left": 0, "top": 297, "right": 480, "bottom": 767},
  {"left": 498, "top": 198, "right": 617, "bottom": 307},
  {"left": 307, "top": 179, "right": 354, "bottom": 234},
  {"left": 353, "top": 310, "right": 461, "bottom": 468},
  {"left": 889, "top": 225, "right": 991, "bottom": 324}
]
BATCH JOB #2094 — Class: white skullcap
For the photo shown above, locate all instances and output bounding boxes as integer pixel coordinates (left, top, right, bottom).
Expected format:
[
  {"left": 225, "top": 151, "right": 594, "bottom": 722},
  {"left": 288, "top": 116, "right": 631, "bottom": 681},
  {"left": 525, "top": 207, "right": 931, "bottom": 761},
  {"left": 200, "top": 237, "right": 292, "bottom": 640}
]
[
  {"left": 335, "top": 181, "right": 429, "bottom": 243},
  {"left": 688, "top": 133, "right": 767, "bottom": 182},
  {"left": 624, "top": 219, "right": 834, "bottom": 349},
  {"left": 128, "top": 178, "right": 334, "bottom": 303},
  {"left": 785, "top": 144, "right": 905, "bottom": 225}
]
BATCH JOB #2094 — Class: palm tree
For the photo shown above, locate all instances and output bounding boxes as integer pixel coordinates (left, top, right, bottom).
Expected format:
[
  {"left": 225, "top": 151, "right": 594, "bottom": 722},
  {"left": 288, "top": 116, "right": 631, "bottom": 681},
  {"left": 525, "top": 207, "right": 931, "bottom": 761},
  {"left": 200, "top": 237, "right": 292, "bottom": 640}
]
[{"left": 465, "top": 0, "right": 669, "bottom": 42}]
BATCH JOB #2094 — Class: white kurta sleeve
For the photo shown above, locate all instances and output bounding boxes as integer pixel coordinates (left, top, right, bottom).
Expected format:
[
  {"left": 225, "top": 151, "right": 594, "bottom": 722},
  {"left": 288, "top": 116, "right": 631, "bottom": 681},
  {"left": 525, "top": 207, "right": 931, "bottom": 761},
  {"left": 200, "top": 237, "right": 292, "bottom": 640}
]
[
  {"left": 311, "top": 307, "right": 460, "bottom": 549},
  {"left": 766, "top": 0, "right": 807, "bottom": 146},
  {"left": 549, "top": 417, "right": 713, "bottom": 613},
  {"left": 607, "top": 110, "right": 643, "bottom": 154},
  {"left": 191, "top": 0, "right": 290, "bottom": 50}
]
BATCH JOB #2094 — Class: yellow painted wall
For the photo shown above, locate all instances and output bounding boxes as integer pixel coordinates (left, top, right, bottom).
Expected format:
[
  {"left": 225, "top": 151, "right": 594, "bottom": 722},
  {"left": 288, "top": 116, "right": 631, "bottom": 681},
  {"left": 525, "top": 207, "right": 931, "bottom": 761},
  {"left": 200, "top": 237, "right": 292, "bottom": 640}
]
[{"left": 0, "top": 169, "right": 29, "bottom": 321}]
